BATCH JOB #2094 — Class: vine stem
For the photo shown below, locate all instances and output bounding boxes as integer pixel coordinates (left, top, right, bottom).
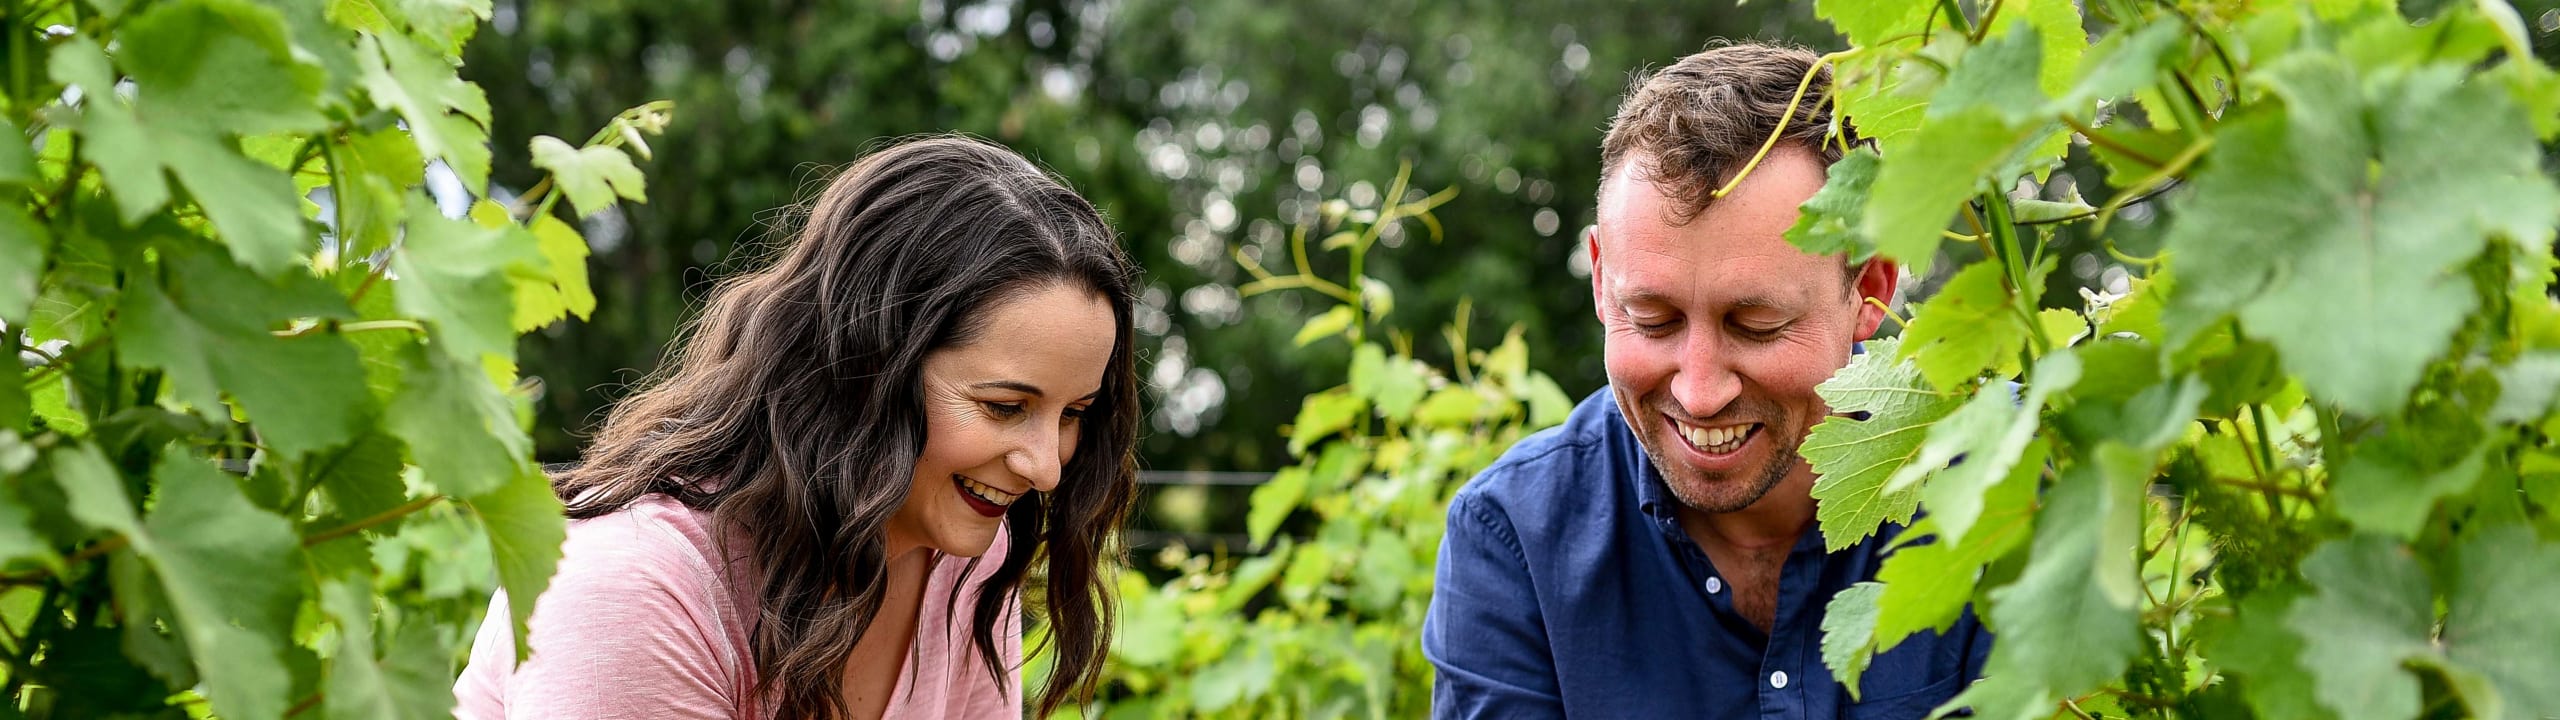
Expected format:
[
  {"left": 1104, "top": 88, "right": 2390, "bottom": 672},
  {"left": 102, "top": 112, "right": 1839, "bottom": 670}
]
[
  {"left": 301, "top": 495, "right": 447, "bottom": 547},
  {"left": 1711, "top": 49, "right": 1853, "bottom": 200}
]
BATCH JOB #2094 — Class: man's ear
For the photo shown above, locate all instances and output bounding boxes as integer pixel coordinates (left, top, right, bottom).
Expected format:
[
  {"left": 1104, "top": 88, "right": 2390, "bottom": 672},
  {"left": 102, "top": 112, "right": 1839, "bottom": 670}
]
[
  {"left": 1850, "top": 258, "right": 1900, "bottom": 341},
  {"left": 1587, "top": 226, "right": 1608, "bottom": 322}
]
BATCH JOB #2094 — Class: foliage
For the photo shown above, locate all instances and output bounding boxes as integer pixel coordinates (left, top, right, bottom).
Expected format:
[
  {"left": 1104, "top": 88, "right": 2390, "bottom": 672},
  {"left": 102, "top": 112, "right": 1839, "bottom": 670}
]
[
  {"left": 1799, "top": 1, "right": 2560, "bottom": 718},
  {"left": 0, "top": 1, "right": 661, "bottom": 717},
  {"left": 456, "top": 0, "right": 1844, "bottom": 477},
  {"left": 1045, "top": 168, "right": 1571, "bottom": 718}
]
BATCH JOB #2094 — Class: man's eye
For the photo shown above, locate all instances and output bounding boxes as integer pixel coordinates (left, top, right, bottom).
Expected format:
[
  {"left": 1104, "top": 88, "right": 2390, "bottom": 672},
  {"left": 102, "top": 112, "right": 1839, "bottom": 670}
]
[
  {"left": 1736, "top": 323, "right": 1786, "bottom": 339},
  {"left": 983, "top": 401, "right": 1027, "bottom": 418},
  {"left": 1628, "top": 315, "right": 1677, "bottom": 335}
]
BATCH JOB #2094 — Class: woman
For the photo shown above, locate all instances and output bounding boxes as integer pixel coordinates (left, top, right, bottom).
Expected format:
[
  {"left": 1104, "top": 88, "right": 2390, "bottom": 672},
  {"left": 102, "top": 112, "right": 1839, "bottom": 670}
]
[{"left": 454, "top": 136, "right": 1139, "bottom": 720}]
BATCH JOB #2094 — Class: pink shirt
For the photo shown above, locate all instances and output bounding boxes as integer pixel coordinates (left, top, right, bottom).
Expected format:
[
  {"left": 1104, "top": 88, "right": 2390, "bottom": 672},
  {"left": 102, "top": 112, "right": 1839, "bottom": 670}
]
[{"left": 453, "top": 494, "right": 1023, "bottom": 719}]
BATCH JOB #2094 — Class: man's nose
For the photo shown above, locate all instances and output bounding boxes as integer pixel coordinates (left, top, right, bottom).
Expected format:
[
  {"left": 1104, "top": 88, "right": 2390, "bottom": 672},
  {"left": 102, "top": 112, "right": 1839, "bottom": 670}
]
[{"left": 1671, "top": 333, "right": 1740, "bottom": 419}]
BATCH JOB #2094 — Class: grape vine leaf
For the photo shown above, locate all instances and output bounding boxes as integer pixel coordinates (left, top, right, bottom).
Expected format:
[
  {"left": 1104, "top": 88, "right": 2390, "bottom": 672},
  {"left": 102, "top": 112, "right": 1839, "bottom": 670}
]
[
  {"left": 55, "top": 1, "right": 325, "bottom": 274},
  {"left": 2197, "top": 587, "right": 2337, "bottom": 720},
  {"left": 0, "top": 116, "right": 35, "bottom": 185},
  {"left": 1806, "top": 339, "right": 1966, "bottom": 551},
  {"left": 119, "top": 242, "right": 367, "bottom": 459},
  {"left": 529, "top": 136, "right": 649, "bottom": 218},
  {"left": 321, "top": 580, "right": 458, "bottom": 720},
  {"left": 2162, "top": 55, "right": 2560, "bottom": 415},
  {"left": 141, "top": 446, "right": 303, "bottom": 720},
  {"left": 391, "top": 197, "right": 538, "bottom": 365},
  {"left": 1895, "top": 260, "right": 2046, "bottom": 392},
  {"left": 1890, "top": 352, "right": 2079, "bottom": 547},
  {"left": 512, "top": 213, "right": 596, "bottom": 329},
  {"left": 464, "top": 466, "right": 567, "bottom": 663},
  {"left": 385, "top": 343, "right": 530, "bottom": 499},
  {"left": 1948, "top": 442, "right": 2147, "bottom": 720},
  {"left": 1814, "top": 0, "right": 1930, "bottom": 48},
  {"left": 0, "top": 202, "right": 43, "bottom": 322},
  {"left": 1873, "top": 441, "right": 2039, "bottom": 648},
  {"left": 1785, "top": 147, "right": 1881, "bottom": 263},
  {"left": 359, "top": 30, "right": 492, "bottom": 190},
  {"left": 1821, "top": 581, "right": 1887, "bottom": 698}
]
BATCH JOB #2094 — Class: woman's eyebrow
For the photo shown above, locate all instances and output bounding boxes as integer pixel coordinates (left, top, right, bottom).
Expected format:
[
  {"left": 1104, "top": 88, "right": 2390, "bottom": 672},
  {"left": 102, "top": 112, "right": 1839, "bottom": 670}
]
[{"left": 972, "top": 380, "right": 1046, "bottom": 396}]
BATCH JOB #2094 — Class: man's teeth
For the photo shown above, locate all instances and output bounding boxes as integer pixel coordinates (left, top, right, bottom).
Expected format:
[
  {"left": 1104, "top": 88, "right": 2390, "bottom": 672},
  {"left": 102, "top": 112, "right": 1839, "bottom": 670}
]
[
  {"left": 1681, "top": 423, "right": 1754, "bottom": 452},
  {"left": 959, "top": 476, "right": 1018, "bottom": 506}
]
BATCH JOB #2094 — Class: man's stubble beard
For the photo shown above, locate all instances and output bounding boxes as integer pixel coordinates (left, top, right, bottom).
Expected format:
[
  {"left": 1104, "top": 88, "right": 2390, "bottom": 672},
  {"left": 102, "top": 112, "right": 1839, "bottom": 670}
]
[{"left": 1620, "top": 391, "right": 1805, "bottom": 515}]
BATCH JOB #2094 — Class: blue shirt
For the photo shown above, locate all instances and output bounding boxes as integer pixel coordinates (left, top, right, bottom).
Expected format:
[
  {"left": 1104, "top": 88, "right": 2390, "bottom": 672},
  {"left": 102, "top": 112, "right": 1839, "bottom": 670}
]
[{"left": 1423, "top": 390, "right": 1991, "bottom": 719}]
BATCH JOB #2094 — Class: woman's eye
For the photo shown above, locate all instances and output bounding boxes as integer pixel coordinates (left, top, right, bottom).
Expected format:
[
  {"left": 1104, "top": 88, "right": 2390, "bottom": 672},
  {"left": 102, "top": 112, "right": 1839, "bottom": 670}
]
[
  {"left": 983, "top": 401, "right": 1027, "bottom": 418},
  {"left": 1063, "top": 406, "right": 1089, "bottom": 421}
]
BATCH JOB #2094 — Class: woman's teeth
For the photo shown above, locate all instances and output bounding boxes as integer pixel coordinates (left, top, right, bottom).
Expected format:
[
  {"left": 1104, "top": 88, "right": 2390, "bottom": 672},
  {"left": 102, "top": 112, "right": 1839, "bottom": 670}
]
[
  {"left": 1681, "top": 422, "right": 1755, "bottom": 454},
  {"left": 958, "top": 475, "right": 1019, "bottom": 507}
]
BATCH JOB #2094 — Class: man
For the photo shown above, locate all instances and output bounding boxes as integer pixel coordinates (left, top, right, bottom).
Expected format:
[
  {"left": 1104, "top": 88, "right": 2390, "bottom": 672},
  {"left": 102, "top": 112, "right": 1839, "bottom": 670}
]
[{"left": 1422, "top": 43, "right": 1989, "bottom": 718}]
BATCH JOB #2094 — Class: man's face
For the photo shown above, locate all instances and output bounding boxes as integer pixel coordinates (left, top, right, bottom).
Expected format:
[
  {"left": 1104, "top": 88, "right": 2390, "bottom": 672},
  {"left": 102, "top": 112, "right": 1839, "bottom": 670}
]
[{"left": 1591, "top": 146, "right": 1894, "bottom": 515}]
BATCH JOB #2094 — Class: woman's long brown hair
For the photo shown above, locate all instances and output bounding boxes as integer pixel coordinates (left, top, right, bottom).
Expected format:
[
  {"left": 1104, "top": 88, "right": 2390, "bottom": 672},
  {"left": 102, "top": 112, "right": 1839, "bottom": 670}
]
[{"left": 551, "top": 136, "right": 1138, "bottom": 719}]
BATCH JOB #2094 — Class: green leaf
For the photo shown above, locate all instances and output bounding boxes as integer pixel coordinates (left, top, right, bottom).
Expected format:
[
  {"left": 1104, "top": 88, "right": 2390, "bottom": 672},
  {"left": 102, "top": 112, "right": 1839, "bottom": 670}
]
[
  {"left": 1287, "top": 389, "right": 1364, "bottom": 456},
  {"left": 0, "top": 117, "right": 35, "bottom": 186},
  {"left": 392, "top": 197, "right": 538, "bottom": 364},
  {"left": 142, "top": 446, "right": 303, "bottom": 720},
  {"left": 1247, "top": 466, "right": 1309, "bottom": 548},
  {"left": 1412, "top": 387, "right": 1484, "bottom": 429},
  {"left": 61, "top": 0, "right": 327, "bottom": 274},
  {"left": 329, "top": 127, "right": 427, "bottom": 259},
  {"left": 1805, "top": 339, "right": 1967, "bottom": 550},
  {"left": 528, "top": 136, "right": 648, "bottom": 217},
  {"left": 2199, "top": 587, "right": 2337, "bottom": 720},
  {"left": 463, "top": 466, "right": 566, "bottom": 663},
  {"left": 1190, "top": 643, "right": 1276, "bottom": 712},
  {"left": 359, "top": 31, "right": 491, "bottom": 190},
  {"left": 2329, "top": 423, "right": 2486, "bottom": 540},
  {"left": 1815, "top": 0, "right": 1931, "bottom": 47},
  {"left": 0, "top": 202, "right": 46, "bottom": 322},
  {"left": 1821, "top": 581, "right": 1886, "bottom": 699},
  {"left": 321, "top": 580, "right": 457, "bottom": 720},
  {"left": 1293, "top": 304, "right": 1356, "bottom": 347},
  {"left": 1349, "top": 530, "right": 1414, "bottom": 614},
  {"left": 2055, "top": 21, "right": 2184, "bottom": 112},
  {"left": 386, "top": 343, "right": 530, "bottom": 499},
  {"left": 1896, "top": 352, "right": 2077, "bottom": 546},
  {"left": 45, "top": 442, "right": 142, "bottom": 538},
  {"left": 0, "top": 471, "right": 58, "bottom": 573},
  {"left": 120, "top": 0, "right": 327, "bottom": 136},
  {"left": 1872, "top": 442, "right": 2039, "bottom": 649},
  {"left": 1953, "top": 442, "right": 2146, "bottom": 720},
  {"left": 1859, "top": 112, "right": 2036, "bottom": 271},
  {"left": 50, "top": 38, "right": 165, "bottom": 223},
  {"left": 119, "top": 242, "right": 367, "bottom": 459},
  {"left": 1931, "top": 26, "right": 2048, "bottom": 122},
  {"left": 2163, "top": 56, "right": 2560, "bottom": 414},
  {"left": 2288, "top": 535, "right": 2437, "bottom": 720},
  {"left": 1785, "top": 147, "right": 1882, "bottom": 263},
  {"left": 2440, "top": 526, "right": 2560, "bottom": 719},
  {"left": 1898, "top": 260, "right": 2040, "bottom": 392},
  {"left": 1521, "top": 372, "right": 1573, "bottom": 428}
]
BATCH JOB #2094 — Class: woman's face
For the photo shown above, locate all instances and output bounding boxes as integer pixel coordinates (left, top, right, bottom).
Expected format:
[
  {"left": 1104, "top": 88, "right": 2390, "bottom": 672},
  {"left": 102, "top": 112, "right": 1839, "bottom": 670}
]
[{"left": 888, "top": 281, "right": 1118, "bottom": 559}]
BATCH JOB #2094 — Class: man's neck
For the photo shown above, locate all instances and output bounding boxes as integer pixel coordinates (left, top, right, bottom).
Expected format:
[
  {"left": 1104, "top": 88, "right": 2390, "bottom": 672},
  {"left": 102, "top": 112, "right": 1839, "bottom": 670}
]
[{"left": 1676, "top": 471, "right": 1818, "bottom": 553}]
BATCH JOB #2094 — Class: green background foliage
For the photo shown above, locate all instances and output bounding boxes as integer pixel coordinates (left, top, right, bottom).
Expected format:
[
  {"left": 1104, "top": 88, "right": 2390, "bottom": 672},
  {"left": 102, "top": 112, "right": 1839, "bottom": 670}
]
[
  {"left": 0, "top": 0, "right": 660, "bottom": 716},
  {"left": 8, "top": 0, "right": 2560, "bottom": 718},
  {"left": 1795, "top": 0, "right": 2560, "bottom": 718}
]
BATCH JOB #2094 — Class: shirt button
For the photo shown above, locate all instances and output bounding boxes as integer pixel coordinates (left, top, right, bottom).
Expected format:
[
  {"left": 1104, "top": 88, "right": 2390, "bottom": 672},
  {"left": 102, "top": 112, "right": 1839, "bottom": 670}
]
[
  {"left": 1770, "top": 671, "right": 1789, "bottom": 689},
  {"left": 1705, "top": 577, "right": 1723, "bottom": 594}
]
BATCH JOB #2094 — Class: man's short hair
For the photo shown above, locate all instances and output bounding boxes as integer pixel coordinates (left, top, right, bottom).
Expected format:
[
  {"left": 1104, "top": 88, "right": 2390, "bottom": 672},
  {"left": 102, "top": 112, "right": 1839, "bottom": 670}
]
[{"left": 1599, "top": 42, "right": 1855, "bottom": 224}]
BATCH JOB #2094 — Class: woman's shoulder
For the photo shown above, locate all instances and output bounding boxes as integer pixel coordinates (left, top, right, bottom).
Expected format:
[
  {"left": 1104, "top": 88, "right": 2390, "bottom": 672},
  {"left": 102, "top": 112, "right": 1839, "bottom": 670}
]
[{"left": 547, "top": 493, "right": 754, "bottom": 618}]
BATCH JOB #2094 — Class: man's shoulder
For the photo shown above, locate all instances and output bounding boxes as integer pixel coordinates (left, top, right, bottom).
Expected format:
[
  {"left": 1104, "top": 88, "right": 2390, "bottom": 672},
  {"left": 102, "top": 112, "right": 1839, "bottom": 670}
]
[{"left": 1449, "top": 390, "right": 1635, "bottom": 530}]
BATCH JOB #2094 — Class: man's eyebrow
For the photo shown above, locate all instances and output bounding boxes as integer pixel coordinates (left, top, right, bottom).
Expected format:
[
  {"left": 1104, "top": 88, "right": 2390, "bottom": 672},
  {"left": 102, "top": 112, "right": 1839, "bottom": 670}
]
[{"left": 972, "top": 380, "right": 1102, "bottom": 402}]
